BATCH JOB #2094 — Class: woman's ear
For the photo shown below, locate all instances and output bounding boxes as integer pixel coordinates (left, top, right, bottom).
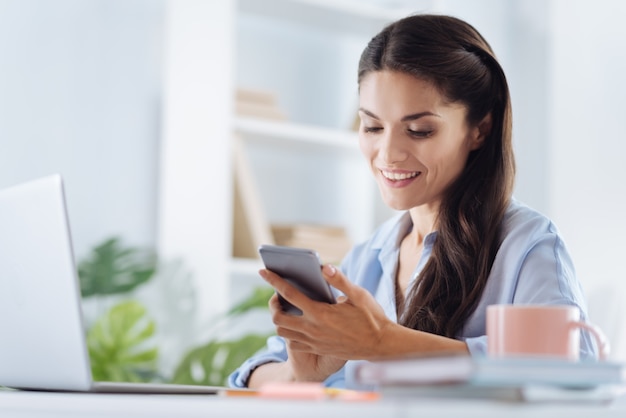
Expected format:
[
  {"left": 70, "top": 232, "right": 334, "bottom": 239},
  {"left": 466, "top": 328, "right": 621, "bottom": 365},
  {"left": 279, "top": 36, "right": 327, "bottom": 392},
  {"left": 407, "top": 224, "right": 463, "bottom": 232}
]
[{"left": 469, "top": 113, "right": 492, "bottom": 151}]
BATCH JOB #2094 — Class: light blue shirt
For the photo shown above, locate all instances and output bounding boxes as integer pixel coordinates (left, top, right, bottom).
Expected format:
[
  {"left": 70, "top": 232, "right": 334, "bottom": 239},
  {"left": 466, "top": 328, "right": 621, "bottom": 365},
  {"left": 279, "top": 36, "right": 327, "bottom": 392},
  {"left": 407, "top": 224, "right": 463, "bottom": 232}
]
[{"left": 228, "top": 199, "right": 596, "bottom": 389}]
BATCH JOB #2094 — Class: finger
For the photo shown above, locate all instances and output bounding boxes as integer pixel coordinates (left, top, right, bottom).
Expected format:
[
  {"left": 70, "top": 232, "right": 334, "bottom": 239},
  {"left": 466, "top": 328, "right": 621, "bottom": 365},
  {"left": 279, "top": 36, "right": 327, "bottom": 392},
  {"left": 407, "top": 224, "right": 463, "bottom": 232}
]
[
  {"left": 285, "top": 339, "right": 313, "bottom": 353},
  {"left": 276, "top": 327, "right": 311, "bottom": 344},
  {"left": 268, "top": 293, "right": 305, "bottom": 331},
  {"left": 321, "top": 264, "right": 358, "bottom": 299},
  {"left": 259, "top": 268, "right": 316, "bottom": 314},
  {"left": 267, "top": 293, "right": 282, "bottom": 314}
]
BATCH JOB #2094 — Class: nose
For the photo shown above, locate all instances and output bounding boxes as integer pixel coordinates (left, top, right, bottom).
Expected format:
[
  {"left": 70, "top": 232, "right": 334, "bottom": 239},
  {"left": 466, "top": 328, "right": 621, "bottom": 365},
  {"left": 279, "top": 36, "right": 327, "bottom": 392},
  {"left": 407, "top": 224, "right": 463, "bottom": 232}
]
[{"left": 378, "top": 128, "right": 409, "bottom": 164}]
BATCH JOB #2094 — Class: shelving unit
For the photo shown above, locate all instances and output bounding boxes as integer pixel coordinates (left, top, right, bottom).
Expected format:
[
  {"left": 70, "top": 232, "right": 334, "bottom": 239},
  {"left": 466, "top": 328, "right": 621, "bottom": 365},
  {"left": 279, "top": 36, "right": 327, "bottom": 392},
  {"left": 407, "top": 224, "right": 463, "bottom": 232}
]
[
  {"left": 229, "top": 117, "right": 364, "bottom": 295},
  {"left": 159, "top": 0, "right": 420, "bottom": 324},
  {"left": 234, "top": 117, "right": 358, "bottom": 152}
]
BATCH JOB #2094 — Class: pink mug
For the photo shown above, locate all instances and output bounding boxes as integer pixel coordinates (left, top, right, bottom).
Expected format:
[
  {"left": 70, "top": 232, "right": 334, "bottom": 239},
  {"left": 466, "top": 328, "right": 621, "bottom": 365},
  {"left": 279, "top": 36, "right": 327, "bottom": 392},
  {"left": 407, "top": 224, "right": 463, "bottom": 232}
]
[{"left": 486, "top": 304, "right": 610, "bottom": 361}]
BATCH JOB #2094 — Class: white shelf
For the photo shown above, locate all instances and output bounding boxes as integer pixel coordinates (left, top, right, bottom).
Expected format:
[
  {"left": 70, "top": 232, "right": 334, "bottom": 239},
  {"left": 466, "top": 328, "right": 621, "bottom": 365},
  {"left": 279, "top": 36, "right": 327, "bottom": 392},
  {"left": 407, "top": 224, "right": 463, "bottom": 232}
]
[
  {"left": 238, "top": 0, "right": 423, "bottom": 36},
  {"left": 230, "top": 257, "right": 264, "bottom": 276},
  {"left": 234, "top": 117, "right": 359, "bottom": 153},
  {"left": 230, "top": 258, "right": 266, "bottom": 298}
]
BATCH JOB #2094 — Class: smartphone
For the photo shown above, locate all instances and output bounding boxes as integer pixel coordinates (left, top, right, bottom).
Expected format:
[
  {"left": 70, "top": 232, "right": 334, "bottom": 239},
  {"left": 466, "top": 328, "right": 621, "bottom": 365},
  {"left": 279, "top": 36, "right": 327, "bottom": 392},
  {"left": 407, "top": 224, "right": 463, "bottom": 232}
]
[{"left": 258, "top": 244, "right": 337, "bottom": 315}]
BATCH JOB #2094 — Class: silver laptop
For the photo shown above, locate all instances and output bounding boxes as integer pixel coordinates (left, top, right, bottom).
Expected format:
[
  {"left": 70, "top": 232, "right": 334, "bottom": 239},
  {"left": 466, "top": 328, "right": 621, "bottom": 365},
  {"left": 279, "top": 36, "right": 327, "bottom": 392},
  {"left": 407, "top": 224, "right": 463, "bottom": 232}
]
[{"left": 0, "top": 174, "right": 228, "bottom": 394}]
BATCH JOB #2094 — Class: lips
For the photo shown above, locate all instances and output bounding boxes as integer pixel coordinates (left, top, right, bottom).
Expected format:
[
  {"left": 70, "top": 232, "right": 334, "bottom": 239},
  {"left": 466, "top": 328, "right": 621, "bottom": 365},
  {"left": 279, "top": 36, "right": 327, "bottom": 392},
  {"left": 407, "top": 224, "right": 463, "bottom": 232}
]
[{"left": 380, "top": 170, "right": 420, "bottom": 181}]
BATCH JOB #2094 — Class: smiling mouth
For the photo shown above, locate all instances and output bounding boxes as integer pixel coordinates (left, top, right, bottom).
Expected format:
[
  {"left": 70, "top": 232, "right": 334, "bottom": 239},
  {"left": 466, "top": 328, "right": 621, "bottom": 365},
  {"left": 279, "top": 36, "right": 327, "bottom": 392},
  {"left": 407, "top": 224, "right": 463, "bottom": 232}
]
[{"left": 380, "top": 170, "right": 421, "bottom": 181}]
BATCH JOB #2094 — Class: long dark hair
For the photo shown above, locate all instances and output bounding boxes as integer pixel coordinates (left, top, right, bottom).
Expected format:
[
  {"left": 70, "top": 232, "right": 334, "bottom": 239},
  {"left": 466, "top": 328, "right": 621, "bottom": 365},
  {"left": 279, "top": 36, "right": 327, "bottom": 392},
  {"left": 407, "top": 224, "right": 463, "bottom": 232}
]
[{"left": 358, "top": 14, "right": 515, "bottom": 337}]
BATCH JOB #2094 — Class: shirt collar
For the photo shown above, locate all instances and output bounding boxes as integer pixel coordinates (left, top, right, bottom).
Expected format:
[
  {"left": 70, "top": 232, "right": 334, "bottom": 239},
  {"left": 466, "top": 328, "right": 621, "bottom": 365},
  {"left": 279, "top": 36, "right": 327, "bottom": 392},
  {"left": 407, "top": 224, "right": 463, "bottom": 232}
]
[{"left": 371, "top": 211, "right": 438, "bottom": 253}]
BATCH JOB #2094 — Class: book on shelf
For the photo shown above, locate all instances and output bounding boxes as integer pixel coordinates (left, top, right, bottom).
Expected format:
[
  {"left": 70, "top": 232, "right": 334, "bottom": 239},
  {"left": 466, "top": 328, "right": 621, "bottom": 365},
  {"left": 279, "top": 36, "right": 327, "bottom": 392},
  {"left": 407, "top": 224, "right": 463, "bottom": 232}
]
[
  {"left": 235, "top": 87, "right": 286, "bottom": 121},
  {"left": 351, "top": 111, "right": 360, "bottom": 132},
  {"left": 236, "top": 88, "right": 276, "bottom": 104},
  {"left": 236, "top": 101, "right": 286, "bottom": 121},
  {"left": 351, "top": 353, "right": 626, "bottom": 402},
  {"left": 232, "top": 134, "right": 275, "bottom": 259},
  {"left": 271, "top": 223, "right": 352, "bottom": 264}
]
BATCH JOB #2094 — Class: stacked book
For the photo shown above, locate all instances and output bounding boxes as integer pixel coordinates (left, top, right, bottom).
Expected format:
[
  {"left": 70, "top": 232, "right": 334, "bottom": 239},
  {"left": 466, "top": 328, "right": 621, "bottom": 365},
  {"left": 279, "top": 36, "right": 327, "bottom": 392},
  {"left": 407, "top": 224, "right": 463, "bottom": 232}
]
[
  {"left": 351, "top": 353, "right": 626, "bottom": 403},
  {"left": 236, "top": 88, "right": 286, "bottom": 121},
  {"left": 271, "top": 224, "right": 352, "bottom": 264}
]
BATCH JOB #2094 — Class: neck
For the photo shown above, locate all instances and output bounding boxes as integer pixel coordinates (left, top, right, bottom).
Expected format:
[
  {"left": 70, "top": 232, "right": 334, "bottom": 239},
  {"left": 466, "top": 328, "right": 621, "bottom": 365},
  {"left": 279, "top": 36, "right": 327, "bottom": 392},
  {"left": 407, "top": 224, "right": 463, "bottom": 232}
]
[{"left": 407, "top": 204, "right": 438, "bottom": 244}]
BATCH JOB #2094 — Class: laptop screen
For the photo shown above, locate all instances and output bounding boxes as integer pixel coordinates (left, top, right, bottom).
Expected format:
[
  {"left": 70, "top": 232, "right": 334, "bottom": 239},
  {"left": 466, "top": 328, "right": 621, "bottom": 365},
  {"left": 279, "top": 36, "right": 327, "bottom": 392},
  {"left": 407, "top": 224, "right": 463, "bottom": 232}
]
[{"left": 0, "top": 174, "right": 93, "bottom": 391}]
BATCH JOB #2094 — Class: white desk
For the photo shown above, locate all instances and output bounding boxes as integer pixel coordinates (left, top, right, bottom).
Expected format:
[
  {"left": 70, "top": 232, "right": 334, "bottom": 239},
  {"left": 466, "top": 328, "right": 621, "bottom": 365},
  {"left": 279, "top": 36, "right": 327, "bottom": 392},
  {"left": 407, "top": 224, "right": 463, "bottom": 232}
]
[{"left": 2, "top": 389, "right": 626, "bottom": 418}]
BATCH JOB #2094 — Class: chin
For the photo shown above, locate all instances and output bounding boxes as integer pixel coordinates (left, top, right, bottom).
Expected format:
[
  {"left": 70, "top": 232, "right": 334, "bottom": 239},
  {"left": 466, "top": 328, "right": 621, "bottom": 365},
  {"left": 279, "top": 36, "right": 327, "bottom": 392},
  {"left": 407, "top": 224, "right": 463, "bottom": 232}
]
[{"left": 381, "top": 197, "right": 413, "bottom": 212}]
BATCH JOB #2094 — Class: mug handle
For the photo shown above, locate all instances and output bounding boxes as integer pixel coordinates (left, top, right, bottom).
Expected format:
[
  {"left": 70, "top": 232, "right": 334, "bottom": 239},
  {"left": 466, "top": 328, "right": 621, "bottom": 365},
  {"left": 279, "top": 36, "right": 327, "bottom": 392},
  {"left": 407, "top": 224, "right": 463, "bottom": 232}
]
[{"left": 569, "top": 320, "right": 611, "bottom": 361}]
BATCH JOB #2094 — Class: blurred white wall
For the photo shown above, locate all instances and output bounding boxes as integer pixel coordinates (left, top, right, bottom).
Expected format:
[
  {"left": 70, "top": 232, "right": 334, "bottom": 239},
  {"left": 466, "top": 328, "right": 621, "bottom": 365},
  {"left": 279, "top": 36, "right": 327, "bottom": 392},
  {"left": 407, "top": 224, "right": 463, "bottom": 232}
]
[
  {"left": 549, "top": 0, "right": 626, "bottom": 290},
  {"left": 0, "top": 0, "right": 163, "bottom": 259},
  {"left": 548, "top": 0, "right": 626, "bottom": 358}
]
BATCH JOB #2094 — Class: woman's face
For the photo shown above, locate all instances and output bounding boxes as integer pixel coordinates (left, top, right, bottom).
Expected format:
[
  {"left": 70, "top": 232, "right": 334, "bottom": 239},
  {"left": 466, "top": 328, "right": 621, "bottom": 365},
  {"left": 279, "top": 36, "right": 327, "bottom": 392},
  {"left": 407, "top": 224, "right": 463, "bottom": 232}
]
[{"left": 358, "top": 70, "right": 484, "bottom": 212}]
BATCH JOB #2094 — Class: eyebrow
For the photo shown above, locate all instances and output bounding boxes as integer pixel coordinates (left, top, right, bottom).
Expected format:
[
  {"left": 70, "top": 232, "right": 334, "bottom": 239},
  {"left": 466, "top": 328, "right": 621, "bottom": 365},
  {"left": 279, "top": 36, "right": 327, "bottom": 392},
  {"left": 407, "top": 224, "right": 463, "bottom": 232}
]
[{"left": 358, "top": 108, "right": 440, "bottom": 121}]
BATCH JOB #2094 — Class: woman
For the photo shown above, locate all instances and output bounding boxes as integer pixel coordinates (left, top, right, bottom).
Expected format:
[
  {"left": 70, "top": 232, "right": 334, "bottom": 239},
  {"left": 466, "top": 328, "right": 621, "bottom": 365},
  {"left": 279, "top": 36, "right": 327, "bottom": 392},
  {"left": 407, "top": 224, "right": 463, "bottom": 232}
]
[{"left": 229, "top": 14, "right": 596, "bottom": 389}]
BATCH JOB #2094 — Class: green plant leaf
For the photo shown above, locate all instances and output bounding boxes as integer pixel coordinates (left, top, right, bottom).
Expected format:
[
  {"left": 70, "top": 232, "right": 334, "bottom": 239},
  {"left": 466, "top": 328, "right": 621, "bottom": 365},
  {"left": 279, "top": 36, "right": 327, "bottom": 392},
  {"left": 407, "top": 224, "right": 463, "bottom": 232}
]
[
  {"left": 78, "top": 237, "right": 157, "bottom": 297},
  {"left": 87, "top": 300, "right": 159, "bottom": 383},
  {"left": 171, "top": 334, "right": 271, "bottom": 387},
  {"left": 227, "top": 286, "right": 274, "bottom": 316}
]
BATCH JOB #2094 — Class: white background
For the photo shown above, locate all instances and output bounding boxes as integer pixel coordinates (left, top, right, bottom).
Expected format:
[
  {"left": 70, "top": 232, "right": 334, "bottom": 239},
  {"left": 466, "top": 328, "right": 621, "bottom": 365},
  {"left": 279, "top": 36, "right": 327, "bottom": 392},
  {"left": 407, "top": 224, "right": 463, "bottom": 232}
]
[{"left": 1, "top": 0, "right": 625, "bottom": 361}]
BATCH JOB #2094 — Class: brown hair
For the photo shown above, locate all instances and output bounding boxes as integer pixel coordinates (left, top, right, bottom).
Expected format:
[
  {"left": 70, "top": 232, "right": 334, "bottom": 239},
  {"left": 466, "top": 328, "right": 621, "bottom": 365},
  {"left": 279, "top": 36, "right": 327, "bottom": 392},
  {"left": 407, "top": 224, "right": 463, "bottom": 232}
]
[{"left": 358, "top": 14, "right": 515, "bottom": 337}]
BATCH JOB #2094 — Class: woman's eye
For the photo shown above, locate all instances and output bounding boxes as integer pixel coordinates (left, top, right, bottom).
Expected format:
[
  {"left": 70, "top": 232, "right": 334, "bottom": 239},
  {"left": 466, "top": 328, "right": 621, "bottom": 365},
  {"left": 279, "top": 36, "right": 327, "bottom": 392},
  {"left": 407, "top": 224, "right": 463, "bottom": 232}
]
[
  {"left": 408, "top": 129, "right": 433, "bottom": 138},
  {"left": 363, "top": 126, "right": 383, "bottom": 133}
]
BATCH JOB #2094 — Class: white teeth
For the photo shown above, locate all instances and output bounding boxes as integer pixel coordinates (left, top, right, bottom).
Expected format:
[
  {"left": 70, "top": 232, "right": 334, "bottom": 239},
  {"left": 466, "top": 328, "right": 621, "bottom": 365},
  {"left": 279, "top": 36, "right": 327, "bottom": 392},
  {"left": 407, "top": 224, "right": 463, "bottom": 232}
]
[{"left": 381, "top": 170, "right": 419, "bottom": 180}]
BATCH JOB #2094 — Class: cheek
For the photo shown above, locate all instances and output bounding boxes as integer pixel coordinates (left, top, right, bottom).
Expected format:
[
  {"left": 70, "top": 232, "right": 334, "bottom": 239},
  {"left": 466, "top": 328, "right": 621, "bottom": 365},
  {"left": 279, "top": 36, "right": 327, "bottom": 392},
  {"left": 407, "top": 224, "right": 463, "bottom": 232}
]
[
  {"left": 429, "top": 147, "right": 470, "bottom": 181},
  {"left": 420, "top": 140, "right": 467, "bottom": 173}
]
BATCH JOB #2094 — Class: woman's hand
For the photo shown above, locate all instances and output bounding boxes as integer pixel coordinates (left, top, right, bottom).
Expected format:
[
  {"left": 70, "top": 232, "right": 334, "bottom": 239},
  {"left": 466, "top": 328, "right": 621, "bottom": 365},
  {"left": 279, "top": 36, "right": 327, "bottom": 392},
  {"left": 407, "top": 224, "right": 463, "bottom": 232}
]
[
  {"left": 253, "top": 263, "right": 468, "bottom": 387},
  {"left": 280, "top": 323, "right": 346, "bottom": 382},
  {"left": 260, "top": 264, "right": 393, "bottom": 361}
]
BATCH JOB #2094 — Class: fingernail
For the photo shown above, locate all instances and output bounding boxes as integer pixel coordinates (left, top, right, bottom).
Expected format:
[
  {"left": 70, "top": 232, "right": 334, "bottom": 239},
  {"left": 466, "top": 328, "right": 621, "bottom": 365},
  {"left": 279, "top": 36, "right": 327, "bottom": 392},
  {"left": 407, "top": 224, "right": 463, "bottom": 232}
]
[
  {"left": 323, "top": 264, "right": 337, "bottom": 276},
  {"left": 259, "top": 269, "right": 268, "bottom": 278}
]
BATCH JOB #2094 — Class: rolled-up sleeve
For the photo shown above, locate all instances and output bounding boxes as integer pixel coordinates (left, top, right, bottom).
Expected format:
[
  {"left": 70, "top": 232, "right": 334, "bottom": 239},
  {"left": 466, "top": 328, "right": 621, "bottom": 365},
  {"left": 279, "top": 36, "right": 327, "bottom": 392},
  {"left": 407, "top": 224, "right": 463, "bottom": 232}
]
[
  {"left": 227, "top": 336, "right": 287, "bottom": 388},
  {"left": 464, "top": 335, "right": 488, "bottom": 357}
]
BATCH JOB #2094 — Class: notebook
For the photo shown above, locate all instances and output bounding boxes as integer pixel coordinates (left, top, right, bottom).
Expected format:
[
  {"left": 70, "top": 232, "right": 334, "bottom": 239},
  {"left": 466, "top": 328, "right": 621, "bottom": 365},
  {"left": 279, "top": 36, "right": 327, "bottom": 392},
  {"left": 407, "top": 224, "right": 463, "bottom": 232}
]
[{"left": 0, "top": 174, "right": 231, "bottom": 394}]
